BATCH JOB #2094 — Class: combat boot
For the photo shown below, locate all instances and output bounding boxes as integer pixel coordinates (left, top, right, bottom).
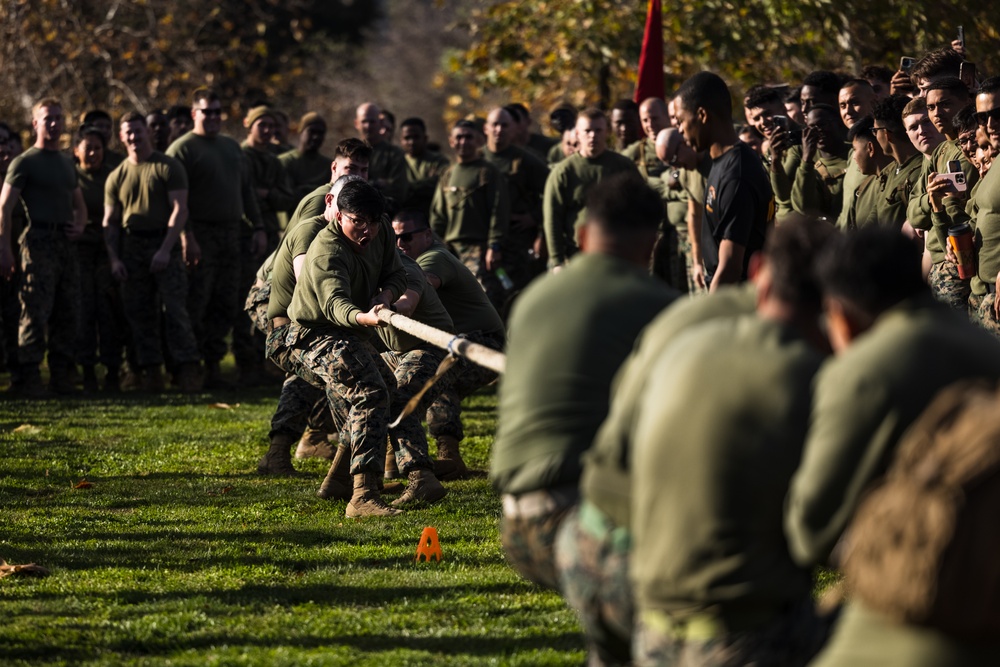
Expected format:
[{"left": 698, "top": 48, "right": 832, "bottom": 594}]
[
  {"left": 82, "top": 365, "right": 99, "bottom": 393},
  {"left": 50, "top": 365, "right": 80, "bottom": 395},
  {"left": 433, "top": 435, "right": 469, "bottom": 481},
  {"left": 295, "top": 427, "right": 336, "bottom": 460},
  {"left": 391, "top": 468, "right": 447, "bottom": 507},
  {"left": 103, "top": 366, "right": 121, "bottom": 393},
  {"left": 384, "top": 443, "right": 401, "bottom": 479},
  {"left": 256, "top": 433, "right": 299, "bottom": 476},
  {"left": 18, "top": 364, "right": 45, "bottom": 399},
  {"left": 316, "top": 444, "right": 351, "bottom": 500},
  {"left": 345, "top": 472, "right": 402, "bottom": 518},
  {"left": 141, "top": 365, "right": 166, "bottom": 393},
  {"left": 175, "top": 362, "right": 203, "bottom": 394},
  {"left": 203, "top": 360, "right": 233, "bottom": 390}
]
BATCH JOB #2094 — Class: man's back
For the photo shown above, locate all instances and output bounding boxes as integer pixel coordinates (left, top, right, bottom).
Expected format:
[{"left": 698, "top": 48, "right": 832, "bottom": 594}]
[{"left": 415, "top": 240, "right": 504, "bottom": 336}]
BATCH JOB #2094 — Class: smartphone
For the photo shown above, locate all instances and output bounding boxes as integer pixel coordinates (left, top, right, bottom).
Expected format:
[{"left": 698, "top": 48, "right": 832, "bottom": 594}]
[
  {"left": 772, "top": 115, "right": 788, "bottom": 131},
  {"left": 947, "top": 159, "right": 962, "bottom": 173},
  {"left": 900, "top": 56, "right": 915, "bottom": 72},
  {"left": 939, "top": 170, "right": 968, "bottom": 193},
  {"left": 958, "top": 25, "right": 965, "bottom": 50},
  {"left": 960, "top": 61, "right": 977, "bottom": 90}
]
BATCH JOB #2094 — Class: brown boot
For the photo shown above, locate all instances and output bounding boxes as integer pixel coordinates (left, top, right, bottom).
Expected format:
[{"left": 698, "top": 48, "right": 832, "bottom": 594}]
[
  {"left": 316, "top": 444, "right": 351, "bottom": 500},
  {"left": 433, "top": 435, "right": 469, "bottom": 481},
  {"left": 141, "top": 366, "right": 166, "bottom": 393},
  {"left": 256, "top": 433, "right": 299, "bottom": 476},
  {"left": 391, "top": 468, "right": 447, "bottom": 507},
  {"left": 345, "top": 472, "right": 403, "bottom": 518},
  {"left": 296, "top": 427, "right": 337, "bottom": 460},
  {"left": 175, "top": 362, "right": 203, "bottom": 394},
  {"left": 384, "top": 443, "right": 401, "bottom": 480}
]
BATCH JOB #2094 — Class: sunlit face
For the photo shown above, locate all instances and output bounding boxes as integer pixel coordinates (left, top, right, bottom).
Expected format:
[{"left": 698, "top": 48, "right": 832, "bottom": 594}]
[
  {"left": 958, "top": 128, "right": 977, "bottom": 165},
  {"left": 355, "top": 104, "right": 381, "bottom": 143},
  {"left": 852, "top": 136, "right": 878, "bottom": 175},
  {"left": 561, "top": 129, "right": 578, "bottom": 158},
  {"left": 249, "top": 116, "right": 275, "bottom": 146},
  {"left": 119, "top": 120, "right": 150, "bottom": 156},
  {"left": 399, "top": 124, "right": 427, "bottom": 158},
  {"left": 337, "top": 208, "right": 380, "bottom": 252},
  {"left": 74, "top": 134, "right": 104, "bottom": 171},
  {"left": 450, "top": 127, "right": 479, "bottom": 162},
  {"left": 976, "top": 92, "right": 1000, "bottom": 152},
  {"left": 976, "top": 126, "right": 996, "bottom": 176},
  {"left": 192, "top": 99, "right": 223, "bottom": 137},
  {"left": 485, "top": 109, "right": 513, "bottom": 150},
  {"left": 838, "top": 85, "right": 874, "bottom": 128},
  {"left": 926, "top": 88, "right": 966, "bottom": 137},
  {"left": 640, "top": 102, "right": 669, "bottom": 140},
  {"left": 747, "top": 102, "right": 785, "bottom": 138},
  {"left": 575, "top": 116, "right": 608, "bottom": 158},
  {"left": 33, "top": 105, "right": 64, "bottom": 144},
  {"left": 904, "top": 112, "right": 942, "bottom": 156},
  {"left": 332, "top": 155, "right": 369, "bottom": 181},
  {"left": 392, "top": 217, "right": 433, "bottom": 259},
  {"left": 673, "top": 100, "right": 704, "bottom": 152}
]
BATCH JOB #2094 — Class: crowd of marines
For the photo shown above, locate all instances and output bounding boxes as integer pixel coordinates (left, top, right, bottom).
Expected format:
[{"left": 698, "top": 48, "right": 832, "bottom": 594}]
[{"left": 2, "top": 35, "right": 998, "bottom": 665}]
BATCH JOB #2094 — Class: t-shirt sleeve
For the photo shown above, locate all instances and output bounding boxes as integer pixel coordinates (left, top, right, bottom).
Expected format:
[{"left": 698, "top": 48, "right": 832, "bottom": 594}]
[
  {"left": 420, "top": 249, "right": 456, "bottom": 286},
  {"left": 164, "top": 156, "right": 189, "bottom": 191},
  {"left": 104, "top": 168, "right": 122, "bottom": 207},
  {"left": 713, "top": 176, "right": 759, "bottom": 247},
  {"left": 5, "top": 154, "right": 28, "bottom": 189}
]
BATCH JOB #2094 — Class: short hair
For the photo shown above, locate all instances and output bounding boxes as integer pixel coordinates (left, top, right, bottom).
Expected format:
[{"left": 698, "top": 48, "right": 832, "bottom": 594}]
[
  {"left": 577, "top": 107, "right": 607, "bottom": 124},
  {"left": 399, "top": 117, "right": 426, "bottom": 132},
  {"left": 119, "top": 111, "right": 146, "bottom": 126},
  {"left": 82, "top": 109, "right": 111, "bottom": 125},
  {"left": 872, "top": 95, "right": 911, "bottom": 133},
  {"left": 167, "top": 105, "right": 191, "bottom": 121},
  {"left": 393, "top": 209, "right": 429, "bottom": 230},
  {"left": 847, "top": 115, "right": 876, "bottom": 142},
  {"left": 676, "top": 71, "right": 732, "bottom": 119},
  {"left": 191, "top": 87, "right": 220, "bottom": 106},
  {"left": 584, "top": 172, "right": 662, "bottom": 234},
  {"left": 503, "top": 104, "right": 526, "bottom": 123},
  {"left": 979, "top": 77, "right": 1000, "bottom": 96},
  {"left": 840, "top": 78, "right": 875, "bottom": 94},
  {"left": 453, "top": 119, "right": 480, "bottom": 133},
  {"left": 75, "top": 125, "right": 106, "bottom": 148},
  {"left": 380, "top": 109, "right": 395, "bottom": 126},
  {"left": 550, "top": 102, "right": 578, "bottom": 133},
  {"left": 924, "top": 76, "right": 971, "bottom": 100},
  {"left": 817, "top": 226, "right": 926, "bottom": 318},
  {"left": 336, "top": 180, "right": 386, "bottom": 221},
  {"left": 911, "top": 48, "right": 963, "bottom": 82},
  {"left": 765, "top": 216, "right": 836, "bottom": 310},
  {"left": 954, "top": 104, "right": 978, "bottom": 135},
  {"left": 330, "top": 173, "right": 364, "bottom": 195},
  {"left": 802, "top": 71, "right": 843, "bottom": 96},
  {"left": 785, "top": 86, "right": 802, "bottom": 104},
  {"left": 334, "top": 137, "right": 372, "bottom": 162},
  {"left": 861, "top": 65, "right": 893, "bottom": 85},
  {"left": 611, "top": 99, "right": 639, "bottom": 114},
  {"left": 745, "top": 86, "right": 784, "bottom": 111},
  {"left": 32, "top": 98, "right": 61, "bottom": 114},
  {"left": 902, "top": 96, "right": 927, "bottom": 118}
]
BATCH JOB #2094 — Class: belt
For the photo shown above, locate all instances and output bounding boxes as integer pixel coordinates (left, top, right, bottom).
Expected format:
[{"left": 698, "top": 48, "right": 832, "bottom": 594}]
[
  {"left": 502, "top": 485, "right": 578, "bottom": 520},
  {"left": 268, "top": 315, "right": 290, "bottom": 332},
  {"left": 125, "top": 227, "right": 167, "bottom": 239},
  {"left": 28, "top": 220, "right": 66, "bottom": 231}
]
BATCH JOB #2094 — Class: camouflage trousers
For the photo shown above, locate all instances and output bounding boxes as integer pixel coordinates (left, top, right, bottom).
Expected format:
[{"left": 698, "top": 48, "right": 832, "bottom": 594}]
[
  {"left": 232, "top": 229, "right": 271, "bottom": 369},
  {"left": 121, "top": 234, "right": 200, "bottom": 367},
  {"left": 555, "top": 502, "right": 634, "bottom": 667},
  {"left": 75, "top": 237, "right": 124, "bottom": 369},
  {"left": 382, "top": 346, "right": 446, "bottom": 474},
  {"left": 0, "top": 266, "right": 20, "bottom": 376},
  {"left": 633, "top": 599, "right": 833, "bottom": 667},
  {"left": 273, "top": 323, "right": 391, "bottom": 476},
  {"left": 186, "top": 220, "right": 240, "bottom": 364},
  {"left": 651, "top": 225, "right": 689, "bottom": 295},
  {"left": 928, "top": 261, "right": 971, "bottom": 312},
  {"left": 266, "top": 322, "right": 336, "bottom": 440},
  {"left": 971, "top": 291, "right": 1000, "bottom": 341},
  {"left": 18, "top": 227, "right": 80, "bottom": 369},
  {"left": 449, "top": 241, "right": 507, "bottom": 313},
  {"left": 244, "top": 278, "right": 271, "bottom": 336},
  {"left": 678, "top": 227, "right": 705, "bottom": 295},
  {"left": 499, "top": 486, "right": 578, "bottom": 591},
  {"left": 427, "top": 329, "right": 504, "bottom": 442}
]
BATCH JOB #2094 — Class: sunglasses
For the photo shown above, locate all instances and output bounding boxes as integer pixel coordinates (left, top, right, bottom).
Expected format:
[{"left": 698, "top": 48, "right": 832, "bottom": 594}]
[
  {"left": 395, "top": 228, "right": 428, "bottom": 243},
  {"left": 975, "top": 106, "right": 1000, "bottom": 126}
]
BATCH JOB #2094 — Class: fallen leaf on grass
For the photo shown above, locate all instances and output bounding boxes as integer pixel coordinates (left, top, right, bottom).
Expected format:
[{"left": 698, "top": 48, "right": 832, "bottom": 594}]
[
  {"left": 12, "top": 424, "right": 40, "bottom": 434},
  {"left": 206, "top": 486, "right": 233, "bottom": 496},
  {"left": 208, "top": 403, "right": 240, "bottom": 410},
  {"left": 0, "top": 560, "right": 50, "bottom": 579},
  {"left": 73, "top": 479, "right": 93, "bottom": 489}
]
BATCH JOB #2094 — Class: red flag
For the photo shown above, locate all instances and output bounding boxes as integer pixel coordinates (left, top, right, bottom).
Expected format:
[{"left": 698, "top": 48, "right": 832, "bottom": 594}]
[{"left": 634, "top": 0, "right": 664, "bottom": 103}]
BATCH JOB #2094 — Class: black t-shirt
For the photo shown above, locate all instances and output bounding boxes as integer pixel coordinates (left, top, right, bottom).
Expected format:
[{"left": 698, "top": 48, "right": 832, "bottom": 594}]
[{"left": 702, "top": 142, "right": 773, "bottom": 283}]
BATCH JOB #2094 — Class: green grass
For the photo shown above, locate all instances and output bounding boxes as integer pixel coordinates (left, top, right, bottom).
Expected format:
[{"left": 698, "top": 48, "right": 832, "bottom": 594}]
[{"left": 0, "top": 383, "right": 585, "bottom": 666}]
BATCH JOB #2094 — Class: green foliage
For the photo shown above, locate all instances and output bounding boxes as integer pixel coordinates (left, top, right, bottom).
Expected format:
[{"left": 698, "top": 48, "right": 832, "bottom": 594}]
[{"left": 445, "top": 0, "right": 1000, "bottom": 113}]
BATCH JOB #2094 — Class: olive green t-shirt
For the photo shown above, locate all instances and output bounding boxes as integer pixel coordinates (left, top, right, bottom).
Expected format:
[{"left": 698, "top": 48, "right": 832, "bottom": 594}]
[
  {"left": 482, "top": 145, "right": 548, "bottom": 219},
  {"left": 847, "top": 173, "right": 884, "bottom": 231},
  {"left": 490, "top": 252, "right": 677, "bottom": 496},
  {"left": 403, "top": 151, "right": 450, "bottom": 215},
  {"left": 5, "top": 147, "right": 77, "bottom": 224},
  {"left": 166, "top": 132, "right": 260, "bottom": 226},
  {"left": 791, "top": 151, "right": 849, "bottom": 220},
  {"left": 369, "top": 140, "right": 409, "bottom": 205},
  {"left": 547, "top": 142, "right": 566, "bottom": 167},
  {"left": 877, "top": 153, "right": 922, "bottom": 231},
  {"left": 279, "top": 148, "right": 331, "bottom": 203},
  {"left": 430, "top": 159, "right": 510, "bottom": 246},
  {"left": 542, "top": 150, "right": 637, "bottom": 265},
  {"left": 377, "top": 253, "right": 455, "bottom": 353},
  {"left": 835, "top": 153, "right": 865, "bottom": 230},
  {"left": 632, "top": 314, "right": 822, "bottom": 618},
  {"left": 287, "top": 182, "right": 328, "bottom": 233},
  {"left": 104, "top": 152, "right": 188, "bottom": 231},
  {"left": 785, "top": 292, "right": 1000, "bottom": 567},
  {"left": 77, "top": 163, "right": 113, "bottom": 227},
  {"left": 288, "top": 218, "right": 407, "bottom": 337},
  {"left": 415, "top": 240, "right": 504, "bottom": 336},
  {"left": 242, "top": 142, "right": 294, "bottom": 236},
  {"left": 266, "top": 214, "right": 328, "bottom": 320},
  {"left": 581, "top": 284, "right": 757, "bottom": 528}
]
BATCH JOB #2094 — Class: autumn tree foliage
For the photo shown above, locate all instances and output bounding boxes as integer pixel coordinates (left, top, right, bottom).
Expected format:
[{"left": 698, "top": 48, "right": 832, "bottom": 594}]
[{"left": 445, "top": 0, "right": 1000, "bottom": 115}]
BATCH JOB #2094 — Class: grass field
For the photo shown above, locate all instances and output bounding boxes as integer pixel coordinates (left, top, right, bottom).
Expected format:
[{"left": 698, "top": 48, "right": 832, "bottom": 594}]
[{"left": 0, "top": 381, "right": 586, "bottom": 666}]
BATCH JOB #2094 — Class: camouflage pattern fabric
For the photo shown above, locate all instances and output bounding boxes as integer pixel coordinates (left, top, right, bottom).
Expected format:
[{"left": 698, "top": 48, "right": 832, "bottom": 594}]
[
  {"left": 0, "top": 266, "right": 20, "bottom": 377},
  {"left": 426, "top": 329, "right": 504, "bottom": 442},
  {"left": 382, "top": 346, "right": 446, "bottom": 474},
  {"left": 633, "top": 599, "right": 833, "bottom": 667},
  {"left": 928, "top": 261, "right": 971, "bottom": 312},
  {"left": 650, "top": 225, "right": 687, "bottom": 294},
  {"left": 244, "top": 277, "right": 271, "bottom": 336},
  {"left": 186, "top": 221, "right": 240, "bottom": 364},
  {"left": 972, "top": 292, "right": 1000, "bottom": 341},
  {"left": 449, "top": 241, "right": 506, "bottom": 312},
  {"left": 18, "top": 227, "right": 80, "bottom": 369},
  {"left": 121, "top": 235, "right": 199, "bottom": 367},
  {"left": 499, "top": 502, "right": 573, "bottom": 592},
  {"left": 555, "top": 502, "right": 634, "bottom": 667},
  {"left": 232, "top": 229, "right": 270, "bottom": 370},
  {"left": 74, "top": 237, "right": 124, "bottom": 369}
]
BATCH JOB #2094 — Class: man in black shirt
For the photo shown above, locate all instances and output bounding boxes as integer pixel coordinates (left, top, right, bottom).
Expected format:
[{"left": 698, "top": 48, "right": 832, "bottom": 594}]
[{"left": 673, "top": 71, "right": 773, "bottom": 290}]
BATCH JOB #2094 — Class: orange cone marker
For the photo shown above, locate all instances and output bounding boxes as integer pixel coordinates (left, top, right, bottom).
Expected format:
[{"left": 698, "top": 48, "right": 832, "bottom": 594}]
[{"left": 415, "top": 526, "right": 442, "bottom": 562}]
